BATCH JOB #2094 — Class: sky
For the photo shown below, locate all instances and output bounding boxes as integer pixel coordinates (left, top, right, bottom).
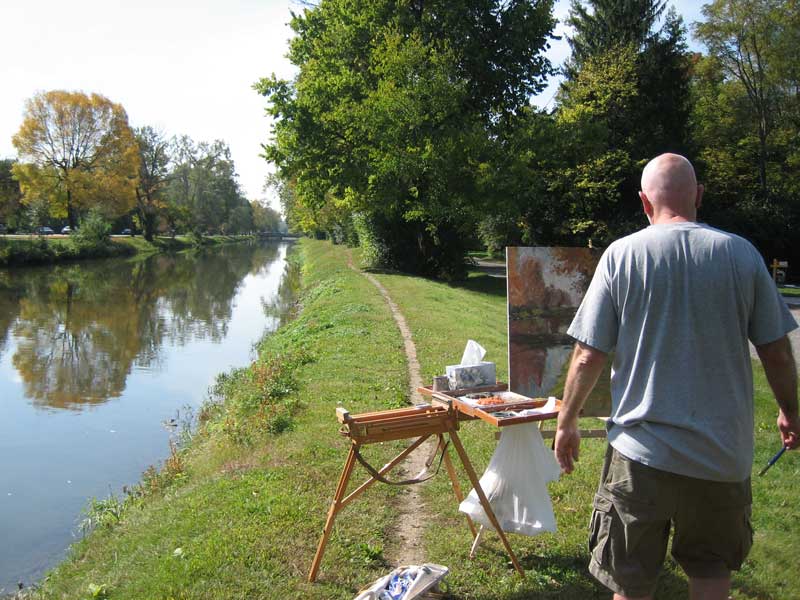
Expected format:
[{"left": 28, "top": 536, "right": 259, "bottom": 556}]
[{"left": 0, "top": 1, "right": 707, "bottom": 208}]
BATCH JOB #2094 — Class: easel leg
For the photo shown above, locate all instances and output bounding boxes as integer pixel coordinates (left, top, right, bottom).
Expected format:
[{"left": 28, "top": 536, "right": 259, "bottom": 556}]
[
  {"left": 439, "top": 434, "right": 478, "bottom": 539},
  {"left": 308, "top": 443, "right": 357, "bottom": 582},
  {"left": 447, "top": 429, "right": 526, "bottom": 578}
]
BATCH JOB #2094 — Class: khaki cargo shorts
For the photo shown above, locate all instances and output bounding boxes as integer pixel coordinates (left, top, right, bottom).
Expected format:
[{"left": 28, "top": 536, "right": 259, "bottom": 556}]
[{"left": 588, "top": 446, "right": 753, "bottom": 598}]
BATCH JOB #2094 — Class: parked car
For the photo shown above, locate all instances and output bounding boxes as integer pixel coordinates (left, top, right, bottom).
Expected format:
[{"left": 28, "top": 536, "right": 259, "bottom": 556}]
[
  {"left": 35, "top": 226, "right": 55, "bottom": 235},
  {"left": 61, "top": 226, "right": 73, "bottom": 234},
  {"left": 121, "top": 228, "right": 132, "bottom": 235}
]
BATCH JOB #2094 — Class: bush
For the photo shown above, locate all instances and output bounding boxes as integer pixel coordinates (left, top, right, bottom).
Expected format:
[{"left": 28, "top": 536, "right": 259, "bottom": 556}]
[
  {"left": 71, "top": 209, "right": 111, "bottom": 249},
  {"left": 354, "top": 212, "right": 468, "bottom": 280}
]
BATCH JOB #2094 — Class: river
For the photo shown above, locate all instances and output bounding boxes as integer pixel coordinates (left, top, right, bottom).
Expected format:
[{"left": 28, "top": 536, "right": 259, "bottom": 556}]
[{"left": 0, "top": 241, "right": 295, "bottom": 592}]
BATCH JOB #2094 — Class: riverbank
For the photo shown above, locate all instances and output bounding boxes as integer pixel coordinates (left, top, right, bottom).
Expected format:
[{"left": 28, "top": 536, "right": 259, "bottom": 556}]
[
  {"left": 20, "top": 240, "right": 799, "bottom": 599},
  {"left": 0, "top": 234, "right": 256, "bottom": 267}
]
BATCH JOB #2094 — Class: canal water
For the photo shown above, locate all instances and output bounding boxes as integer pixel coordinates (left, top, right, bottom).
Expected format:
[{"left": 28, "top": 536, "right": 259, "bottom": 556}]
[{"left": 0, "top": 242, "right": 295, "bottom": 591}]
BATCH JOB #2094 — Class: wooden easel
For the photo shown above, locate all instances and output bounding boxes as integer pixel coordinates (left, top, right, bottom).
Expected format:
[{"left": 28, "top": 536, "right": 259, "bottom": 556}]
[{"left": 308, "top": 402, "right": 526, "bottom": 582}]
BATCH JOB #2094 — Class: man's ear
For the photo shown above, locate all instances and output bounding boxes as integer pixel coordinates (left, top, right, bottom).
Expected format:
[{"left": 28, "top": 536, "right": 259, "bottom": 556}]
[
  {"left": 696, "top": 184, "right": 704, "bottom": 210},
  {"left": 639, "top": 191, "right": 654, "bottom": 222}
]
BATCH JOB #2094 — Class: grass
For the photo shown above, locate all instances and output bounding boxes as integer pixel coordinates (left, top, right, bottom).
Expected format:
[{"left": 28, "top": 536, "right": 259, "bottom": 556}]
[
  {"left": 779, "top": 286, "right": 800, "bottom": 297},
  {"left": 25, "top": 239, "right": 799, "bottom": 599},
  {"left": 0, "top": 234, "right": 255, "bottom": 267}
]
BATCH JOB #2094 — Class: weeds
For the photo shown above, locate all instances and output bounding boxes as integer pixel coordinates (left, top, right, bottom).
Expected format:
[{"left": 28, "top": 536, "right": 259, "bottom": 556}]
[
  {"left": 206, "top": 347, "right": 313, "bottom": 445},
  {"left": 79, "top": 494, "right": 125, "bottom": 535}
]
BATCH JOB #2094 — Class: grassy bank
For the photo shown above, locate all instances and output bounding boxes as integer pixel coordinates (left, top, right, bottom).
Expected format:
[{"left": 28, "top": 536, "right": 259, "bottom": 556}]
[
  {"left": 0, "top": 235, "right": 255, "bottom": 267},
  {"left": 27, "top": 239, "right": 799, "bottom": 599}
]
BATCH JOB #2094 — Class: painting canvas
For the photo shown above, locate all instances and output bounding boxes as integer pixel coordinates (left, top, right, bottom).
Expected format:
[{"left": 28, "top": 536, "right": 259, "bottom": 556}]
[{"left": 506, "top": 247, "right": 610, "bottom": 416}]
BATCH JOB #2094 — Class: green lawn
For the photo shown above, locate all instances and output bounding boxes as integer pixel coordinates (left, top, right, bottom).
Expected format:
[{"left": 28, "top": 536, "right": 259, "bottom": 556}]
[
  {"left": 28, "top": 239, "right": 800, "bottom": 599},
  {"left": 779, "top": 286, "right": 800, "bottom": 297}
]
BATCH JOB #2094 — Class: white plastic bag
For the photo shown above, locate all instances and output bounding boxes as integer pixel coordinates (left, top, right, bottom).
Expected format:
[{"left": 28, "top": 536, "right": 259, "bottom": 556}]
[{"left": 459, "top": 421, "right": 560, "bottom": 536}]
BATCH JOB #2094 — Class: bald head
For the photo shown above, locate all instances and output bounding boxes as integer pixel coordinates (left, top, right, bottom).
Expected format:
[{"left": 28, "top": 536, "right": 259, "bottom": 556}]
[{"left": 639, "top": 154, "right": 703, "bottom": 224}]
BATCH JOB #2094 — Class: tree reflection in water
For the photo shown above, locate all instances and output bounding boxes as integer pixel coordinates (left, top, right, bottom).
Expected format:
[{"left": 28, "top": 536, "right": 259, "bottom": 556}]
[{"left": 0, "top": 243, "right": 282, "bottom": 410}]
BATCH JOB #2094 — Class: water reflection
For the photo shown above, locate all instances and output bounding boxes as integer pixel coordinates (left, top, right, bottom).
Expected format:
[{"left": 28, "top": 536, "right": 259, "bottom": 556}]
[{"left": 0, "top": 243, "right": 281, "bottom": 410}]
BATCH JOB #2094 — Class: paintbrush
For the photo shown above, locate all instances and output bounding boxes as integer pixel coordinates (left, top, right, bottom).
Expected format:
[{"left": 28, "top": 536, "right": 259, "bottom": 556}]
[{"left": 758, "top": 446, "right": 788, "bottom": 476}]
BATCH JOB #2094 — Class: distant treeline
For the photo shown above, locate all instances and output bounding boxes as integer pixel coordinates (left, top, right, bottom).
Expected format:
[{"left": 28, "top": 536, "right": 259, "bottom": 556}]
[
  {"left": 1, "top": 91, "right": 285, "bottom": 240},
  {"left": 257, "top": 0, "right": 799, "bottom": 280}
]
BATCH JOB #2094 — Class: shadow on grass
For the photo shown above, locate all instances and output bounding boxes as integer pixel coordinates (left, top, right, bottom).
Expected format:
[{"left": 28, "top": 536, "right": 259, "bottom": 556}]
[
  {"left": 447, "top": 272, "right": 507, "bottom": 298},
  {"left": 457, "top": 552, "right": 690, "bottom": 600}
]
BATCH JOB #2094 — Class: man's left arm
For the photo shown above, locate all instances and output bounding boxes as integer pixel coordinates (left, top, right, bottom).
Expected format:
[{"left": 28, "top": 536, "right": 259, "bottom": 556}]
[{"left": 555, "top": 342, "right": 608, "bottom": 474}]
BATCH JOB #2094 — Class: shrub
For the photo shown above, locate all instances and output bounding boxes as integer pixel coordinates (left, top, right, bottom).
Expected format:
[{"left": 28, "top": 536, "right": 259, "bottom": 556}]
[
  {"left": 72, "top": 209, "right": 111, "bottom": 249},
  {"left": 354, "top": 212, "right": 468, "bottom": 280}
]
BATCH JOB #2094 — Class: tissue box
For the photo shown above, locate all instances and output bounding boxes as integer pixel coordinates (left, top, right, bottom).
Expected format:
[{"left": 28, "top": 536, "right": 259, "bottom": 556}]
[{"left": 446, "top": 362, "right": 496, "bottom": 390}]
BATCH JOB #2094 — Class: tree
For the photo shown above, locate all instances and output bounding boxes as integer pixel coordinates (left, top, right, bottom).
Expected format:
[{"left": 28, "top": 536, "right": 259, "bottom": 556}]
[
  {"left": 251, "top": 200, "right": 282, "bottom": 233},
  {"left": 134, "top": 126, "right": 171, "bottom": 241},
  {"left": 0, "top": 159, "right": 24, "bottom": 230},
  {"left": 694, "top": 0, "right": 799, "bottom": 198},
  {"left": 566, "top": 0, "right": 668, "bottom": 72},
  {"left": 257, "top": 0, "right": 557, "bottom": 278},
  {"left": 11, "top": 91, "right": 140, "bottom": 228},
  {"left": 538, "top": 0, "right": 693, "bottom": 247},
  {"left": 165, "top": 136, "right": 246, "bottom": 235},
  {"left": 565, "top": 0, "right": 692, "bottom": 155}
]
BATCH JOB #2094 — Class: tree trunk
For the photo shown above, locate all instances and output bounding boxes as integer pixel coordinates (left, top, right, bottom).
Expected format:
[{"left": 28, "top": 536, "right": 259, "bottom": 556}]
[
  {"left": 758, "top": 112, "right": 768, "bottom": 198},
  {"left": 67, "top": 189, "right": 76, "bottom": 229}
]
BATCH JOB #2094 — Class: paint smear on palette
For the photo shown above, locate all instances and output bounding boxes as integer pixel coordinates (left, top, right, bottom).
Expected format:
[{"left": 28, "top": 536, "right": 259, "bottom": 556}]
[{"left": 506, "top": 247, "right": 609, "bottom": 416}]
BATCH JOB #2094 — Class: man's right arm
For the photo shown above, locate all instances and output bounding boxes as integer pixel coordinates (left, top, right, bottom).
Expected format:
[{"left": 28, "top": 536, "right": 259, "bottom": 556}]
[{"left": 755, "top": 335, "right": 799, "bottom": 449}]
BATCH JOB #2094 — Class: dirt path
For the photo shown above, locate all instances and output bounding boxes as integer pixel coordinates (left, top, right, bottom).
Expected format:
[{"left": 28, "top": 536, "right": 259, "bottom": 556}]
[{"left": 347, "top": 254, "right": 432, "bottom": 567}]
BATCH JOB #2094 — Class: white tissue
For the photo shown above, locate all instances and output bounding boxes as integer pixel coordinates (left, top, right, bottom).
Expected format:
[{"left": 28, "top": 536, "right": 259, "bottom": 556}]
[{"left": 460, "top": 340, "right": 486, "bottom": 366}]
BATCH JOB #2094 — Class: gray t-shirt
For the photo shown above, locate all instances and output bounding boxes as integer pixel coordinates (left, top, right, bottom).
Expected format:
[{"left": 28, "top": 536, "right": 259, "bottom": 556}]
[{"left": 567, "top": 222, "right": 798, "bottom": 482}]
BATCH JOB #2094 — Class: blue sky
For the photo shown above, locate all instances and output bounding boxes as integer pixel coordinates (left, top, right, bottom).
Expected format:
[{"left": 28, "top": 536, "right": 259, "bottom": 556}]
[{"left": 0, "top": 1, "right": 708, "bottom": 207}]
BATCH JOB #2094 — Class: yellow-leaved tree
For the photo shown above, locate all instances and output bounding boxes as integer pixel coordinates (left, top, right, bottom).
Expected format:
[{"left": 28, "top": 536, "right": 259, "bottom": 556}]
[{"left": 12, "top": 90, "right": 140, "bottom": 228}]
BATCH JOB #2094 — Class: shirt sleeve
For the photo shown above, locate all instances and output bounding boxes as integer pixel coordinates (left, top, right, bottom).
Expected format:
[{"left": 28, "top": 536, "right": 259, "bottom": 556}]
[
  {"left": 748, "top": 251, "right": 798, "bottom": 346},
  {"left": 567, "top": 249, "right": 618, "bottom": 353}
]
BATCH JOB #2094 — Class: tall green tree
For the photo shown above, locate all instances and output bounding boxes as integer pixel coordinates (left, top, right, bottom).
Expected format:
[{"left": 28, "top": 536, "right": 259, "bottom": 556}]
[
  {"left": 566, "top": 0, "right": 692, "bottom": 155},
  {"left": 257, "top": 0, "right": 557, "bottom": 278},
  {"left": 166, "top": 137, "right": 248, "bottom": 235},
  {"left": 694, "top": 0, "right": 799, "bottom": 198},
  {"left": 0, "top": 159, "right": 24, "bottom": 231},
  {"left": 134, "top": 127, "right": 171, "bottom": 241},
  {"left": 691, "top": 0, "right": 800, "bottom": 268},
  {"left": 542, "top": 0, "right": 693, "bottom": 246}
]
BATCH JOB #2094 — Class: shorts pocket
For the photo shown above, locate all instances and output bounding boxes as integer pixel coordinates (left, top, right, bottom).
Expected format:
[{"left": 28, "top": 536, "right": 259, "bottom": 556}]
[
  {"left": 603, "top": 450, "right": 660, "bottom": 505},
  {"left": 588, "top": 494, "right": 613, "bottom": 566}
]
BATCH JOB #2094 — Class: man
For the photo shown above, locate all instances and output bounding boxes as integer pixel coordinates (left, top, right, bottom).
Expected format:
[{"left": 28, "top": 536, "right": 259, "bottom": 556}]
[{"left": 554, "top": 153, "right": 799, "bottom": 600}]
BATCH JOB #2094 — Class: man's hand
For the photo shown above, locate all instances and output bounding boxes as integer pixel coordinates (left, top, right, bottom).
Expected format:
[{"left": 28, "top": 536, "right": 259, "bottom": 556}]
[
  {"left": 555, "top": 422, "right": 581, "bottom": 474},
  {"left": 554, "top": 341, "right": 608, "bottom": 474},
  {"left": 756, "top": 335, "right": 798, "bottom": 449},
  {"left": 778, "top": 410, "right": 800, "bottom": 450}
]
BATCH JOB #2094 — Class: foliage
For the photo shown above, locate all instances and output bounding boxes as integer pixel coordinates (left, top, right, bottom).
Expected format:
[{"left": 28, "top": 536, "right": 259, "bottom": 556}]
[
  {"left": 250, "top": 198, "right": 283, "bottom": 233},
  {"left": 257, "top": 0, "right": 557, "bottom": 278},
  {"left": 71, "top": 209, "right": 111, "bottom": 249},
  {"left": 80, "top": 494, "right": 125, "bottom": 534},
  {"left": 11, "top": 90, "right": 140, "bottom": 228},
  {"left": 541, "top": 1, "right": 693, "bottom": 246},
  {"left": 165, "top": 136, "right": 254, "bottom": 235},
  {"left": 0, "top": 158, "right": 25, "bottom": 230},
  {"left": 206, "top": 347, "right": 313, "bottom": 445},
  {"left": 692, "top": 0, "right": 800, "bottom": 266},
  {"left": 134, "top": 126, "right": 171, "bottom": 241}
]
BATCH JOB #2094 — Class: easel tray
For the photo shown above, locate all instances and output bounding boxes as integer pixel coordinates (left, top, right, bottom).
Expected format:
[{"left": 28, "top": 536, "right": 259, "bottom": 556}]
[{"left": 418, "top": 384, "right": 561, "bottom": 427}]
